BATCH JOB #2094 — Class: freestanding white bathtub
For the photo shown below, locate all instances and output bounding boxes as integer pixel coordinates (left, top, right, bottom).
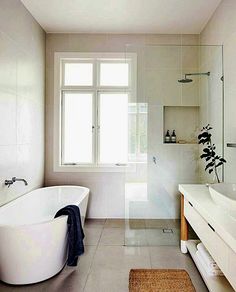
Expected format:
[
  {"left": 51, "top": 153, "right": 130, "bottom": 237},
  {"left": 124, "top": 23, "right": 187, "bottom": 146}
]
[{"left": 0, "top": 185, "right": 89, "bottom": 285}]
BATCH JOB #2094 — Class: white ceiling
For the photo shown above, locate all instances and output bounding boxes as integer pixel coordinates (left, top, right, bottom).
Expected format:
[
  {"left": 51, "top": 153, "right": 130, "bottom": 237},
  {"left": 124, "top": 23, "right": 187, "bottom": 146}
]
[{"left": 21, "top": 0, "right": 221, "bottom": 34}]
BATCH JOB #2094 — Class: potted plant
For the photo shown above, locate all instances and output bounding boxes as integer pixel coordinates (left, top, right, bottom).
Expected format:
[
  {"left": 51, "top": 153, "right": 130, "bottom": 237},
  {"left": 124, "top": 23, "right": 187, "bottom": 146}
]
[{"left": 198, "top": 124, "right": 226, "bottom": 183}]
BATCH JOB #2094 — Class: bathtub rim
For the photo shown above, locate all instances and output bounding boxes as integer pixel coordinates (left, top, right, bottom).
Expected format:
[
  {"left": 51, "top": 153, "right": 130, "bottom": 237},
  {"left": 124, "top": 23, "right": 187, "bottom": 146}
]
[{"left": 0, "top": 185, "right": 89, "bottom": 228}]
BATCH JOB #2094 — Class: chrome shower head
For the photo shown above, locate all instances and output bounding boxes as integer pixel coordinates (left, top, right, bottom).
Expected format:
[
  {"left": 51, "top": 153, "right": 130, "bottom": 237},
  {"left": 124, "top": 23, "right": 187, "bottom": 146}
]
[
  {"left": 178, "top": 78, "right": 193, "bottom": 83},
  {"left": 178, "top": 71, "right": 210, "bottom": 84}
]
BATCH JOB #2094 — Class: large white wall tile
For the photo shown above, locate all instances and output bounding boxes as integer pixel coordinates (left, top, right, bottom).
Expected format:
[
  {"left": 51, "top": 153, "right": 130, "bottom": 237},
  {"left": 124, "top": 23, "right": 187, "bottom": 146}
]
[
  {"left": 145, "top": 46, "right": 181, "bottom": 70},
  {"left": 0, "top": 91, "right": 16, "bottom": 145},
  {"left": 181, "top": 72, "right": 200, "bottom": 106},
  {"left": 181, "top": 46, "right": 200, "bottom": 69},
  {"left": 0, "top": 1, "right": 45, "bottom": 205},
  {"left": 0, "top": 32, "right": 17, "bottom": 94},
  {"left": 0, "top": 145, "right": 17, "bottom": 178},
  {"left": 146, "top": 69, "right": 182, "bottom": 106}
]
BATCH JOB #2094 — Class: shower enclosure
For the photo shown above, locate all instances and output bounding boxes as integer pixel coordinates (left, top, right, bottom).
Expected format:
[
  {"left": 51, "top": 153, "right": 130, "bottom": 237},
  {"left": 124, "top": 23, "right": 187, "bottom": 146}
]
[{"left": 124, "top": 44, "right": 224, "bottom": 246}]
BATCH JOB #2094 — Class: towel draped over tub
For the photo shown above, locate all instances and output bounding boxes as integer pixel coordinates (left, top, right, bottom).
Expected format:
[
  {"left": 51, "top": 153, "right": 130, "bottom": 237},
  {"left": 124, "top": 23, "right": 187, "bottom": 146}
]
[{"left": 55, "top": 205, "right": 85, "bottom": 266}]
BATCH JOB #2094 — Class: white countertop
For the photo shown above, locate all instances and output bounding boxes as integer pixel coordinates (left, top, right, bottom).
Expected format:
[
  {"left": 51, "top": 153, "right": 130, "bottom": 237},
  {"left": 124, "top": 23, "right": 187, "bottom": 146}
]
[{"left": 179, "top": 184, "right": 236, "bottom": 254}]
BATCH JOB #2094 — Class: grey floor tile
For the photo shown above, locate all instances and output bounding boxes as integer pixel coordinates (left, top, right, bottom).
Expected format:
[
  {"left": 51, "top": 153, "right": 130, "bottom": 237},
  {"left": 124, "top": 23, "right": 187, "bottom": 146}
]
[
  {"left": 85, "top": 219, "right": 106, "bottom": 228},
  {"left": 125, "top": 229, "right": 147, "bottom": 246},
  {"left": 40, "top": 268, "right": 85, "bottom": 292},
  {"left": 84, "top": 227, "right": 103, "bottom": 246},
  {"left": 146, "top": 228, "right": 180, "bottom": 246},
  {"left": 127, "top": 219, "right": 146, "bottom": 229},
  {"left": 0, "top": 282, "right": 13, "bottom": 292},
  {"left": 90, "top": 245, "right": 151, "bottom": 272},
  {"left": 104, "top": 219, "right": 125, "bottom": 228},
  {"left": 145, "top": 219, "right": 170, "bottom": 229},
  {"left": 99, "top": 227, "right": 125, "bottom": 246},
  {"left": 149, "top": 245, "right": 192, "bottom": 269},
  {"left": 84, "top": 245, "right": 151, "bottom": 291},
  {"left": 167, "top": 219, "right": 180, "bottom": 229},
  {"left": 0, "top": 283, "right": 38, "bottom": 292},
  {"left": 84, "top": 270, "right": 129, "bottom": 292},
  {"left": 145, "top": 219, "right": 181, "bottom": 229}
]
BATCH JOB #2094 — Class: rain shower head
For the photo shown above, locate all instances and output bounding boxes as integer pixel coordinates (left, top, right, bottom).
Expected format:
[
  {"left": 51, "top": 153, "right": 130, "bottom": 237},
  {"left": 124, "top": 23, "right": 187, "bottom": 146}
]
[
  {"left": 178, "top": 78, "right": 193, "bottom": 83},
  {"left": 178, "top": 71, "right": 210, "bottom": 83}
]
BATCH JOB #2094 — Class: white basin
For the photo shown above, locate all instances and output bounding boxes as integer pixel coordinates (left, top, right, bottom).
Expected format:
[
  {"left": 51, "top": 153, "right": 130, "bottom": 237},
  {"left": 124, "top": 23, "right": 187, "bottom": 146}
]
[{"left": 209, "top": 183, "right": 236, "bottom": 217}]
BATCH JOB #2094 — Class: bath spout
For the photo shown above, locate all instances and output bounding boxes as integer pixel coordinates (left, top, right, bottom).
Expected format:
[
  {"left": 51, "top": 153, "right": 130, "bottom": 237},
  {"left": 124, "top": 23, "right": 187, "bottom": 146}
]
[
  {"left": 4, "top": 177, "right": 28, "bottom": 187},
  {"left": 12, "top": 177, "right": 28, "bottom": 186}
]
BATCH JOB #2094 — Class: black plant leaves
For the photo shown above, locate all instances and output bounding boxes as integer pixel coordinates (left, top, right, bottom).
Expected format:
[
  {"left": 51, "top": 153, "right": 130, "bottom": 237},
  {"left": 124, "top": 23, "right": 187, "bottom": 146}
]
[{"left": 198, "top": 124, "right": 226, "bottom": 182}]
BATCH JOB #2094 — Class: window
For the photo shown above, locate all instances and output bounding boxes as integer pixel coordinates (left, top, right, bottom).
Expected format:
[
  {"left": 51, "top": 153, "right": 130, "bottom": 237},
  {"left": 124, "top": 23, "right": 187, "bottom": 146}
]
[{"left": 54, "top": 53, "right": 138, "bottom": 171}]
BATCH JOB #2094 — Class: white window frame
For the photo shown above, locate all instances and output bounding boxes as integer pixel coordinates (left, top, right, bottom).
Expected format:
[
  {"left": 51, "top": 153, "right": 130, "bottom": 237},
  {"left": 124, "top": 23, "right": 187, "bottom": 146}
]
[{"left": 54, "top": 52, "right": 137, "bottom": 172}]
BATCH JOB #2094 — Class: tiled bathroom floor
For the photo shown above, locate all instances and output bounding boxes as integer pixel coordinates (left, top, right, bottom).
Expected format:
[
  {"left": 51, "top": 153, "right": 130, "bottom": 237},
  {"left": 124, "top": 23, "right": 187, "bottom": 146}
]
[{"left": 0, "top": 219, "right": 207, "bottom": 292}]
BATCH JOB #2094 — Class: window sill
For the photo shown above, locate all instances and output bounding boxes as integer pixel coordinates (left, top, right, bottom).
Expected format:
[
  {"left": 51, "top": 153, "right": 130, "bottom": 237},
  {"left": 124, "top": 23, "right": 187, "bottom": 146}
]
[{"left": 53, "top": 164, "right": 137, "bottom": 173}]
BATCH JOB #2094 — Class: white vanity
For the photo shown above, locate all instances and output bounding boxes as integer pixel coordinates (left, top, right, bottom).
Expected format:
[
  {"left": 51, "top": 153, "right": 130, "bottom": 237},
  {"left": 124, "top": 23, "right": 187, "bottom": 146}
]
[{"left": 179, "top": 184, "right": 236, "bottom": 292}]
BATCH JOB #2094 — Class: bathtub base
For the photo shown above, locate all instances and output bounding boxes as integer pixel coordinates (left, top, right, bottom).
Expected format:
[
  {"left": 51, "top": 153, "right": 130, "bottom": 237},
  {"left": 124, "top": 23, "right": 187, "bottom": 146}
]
[
  {"left": 0, "top": 218, "right": 69, "bottom": 285},
  {"left": 1, "top": 261, "right": 67, "bottom": 286}
]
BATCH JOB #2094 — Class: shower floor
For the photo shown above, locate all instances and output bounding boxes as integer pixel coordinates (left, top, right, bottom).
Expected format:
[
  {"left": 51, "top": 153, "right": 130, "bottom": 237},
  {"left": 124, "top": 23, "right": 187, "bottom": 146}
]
[{"left": 125, "top": 219, "right": 180, "bottom": 246}]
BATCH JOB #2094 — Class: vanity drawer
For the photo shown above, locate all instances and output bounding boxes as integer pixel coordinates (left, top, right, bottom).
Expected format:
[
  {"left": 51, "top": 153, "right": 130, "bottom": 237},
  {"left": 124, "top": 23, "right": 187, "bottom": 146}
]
[{"left": 184, "top": 198, "right": 229, "bottom": 274}]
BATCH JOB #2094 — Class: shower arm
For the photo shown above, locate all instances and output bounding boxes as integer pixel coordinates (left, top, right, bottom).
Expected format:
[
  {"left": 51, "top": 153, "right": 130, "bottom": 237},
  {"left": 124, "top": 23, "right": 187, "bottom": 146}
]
[{"left": 185, "top": 72, "right": 210, "bottom": 78}]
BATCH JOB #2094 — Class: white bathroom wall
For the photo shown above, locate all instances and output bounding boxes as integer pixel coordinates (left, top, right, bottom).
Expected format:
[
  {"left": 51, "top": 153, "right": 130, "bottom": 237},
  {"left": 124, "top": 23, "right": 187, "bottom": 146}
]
[
  {"left": 200, "top": 0, "right": 236, "bottom": 183},
  {"left": 0, "top": 0, "right": 45, "bottom": 205},
  {"left": 45, "top": 33, "right": 199, "bottom": 218}
]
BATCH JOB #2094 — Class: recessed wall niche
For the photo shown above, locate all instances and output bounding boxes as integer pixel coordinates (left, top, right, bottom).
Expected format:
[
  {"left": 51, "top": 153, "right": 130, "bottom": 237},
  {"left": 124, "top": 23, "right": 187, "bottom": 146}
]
[{"left": 164, "top": 106, "right": 200, "bottom": 144}]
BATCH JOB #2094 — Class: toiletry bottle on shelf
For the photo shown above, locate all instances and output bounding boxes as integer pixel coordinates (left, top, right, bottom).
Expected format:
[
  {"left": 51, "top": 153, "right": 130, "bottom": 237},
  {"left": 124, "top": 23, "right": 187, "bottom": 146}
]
[
  {"left": 165, "top": 130, "right": 171, "bottom": 143},
  {"left": 171, "top": 130, "right": 176, "bottom": 143}
]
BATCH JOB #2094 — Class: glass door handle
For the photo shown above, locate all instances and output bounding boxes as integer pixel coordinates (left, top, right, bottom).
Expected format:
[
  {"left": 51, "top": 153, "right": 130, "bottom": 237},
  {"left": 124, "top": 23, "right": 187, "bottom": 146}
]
[
  {"left": 153, "top": 156, "right": 157, "bottom": 164},
  {"left": 227, "top": 143, "right": 236, "bottom": 147}
]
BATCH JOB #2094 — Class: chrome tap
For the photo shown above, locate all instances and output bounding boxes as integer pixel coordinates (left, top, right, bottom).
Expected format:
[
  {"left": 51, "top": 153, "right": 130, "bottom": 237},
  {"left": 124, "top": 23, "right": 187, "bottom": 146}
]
[
  {"left": 12, "top": 177, "right": 28, "bottom": 185},
  {"left": 4, "top": 177, "right": 28, "bottom": 188}
]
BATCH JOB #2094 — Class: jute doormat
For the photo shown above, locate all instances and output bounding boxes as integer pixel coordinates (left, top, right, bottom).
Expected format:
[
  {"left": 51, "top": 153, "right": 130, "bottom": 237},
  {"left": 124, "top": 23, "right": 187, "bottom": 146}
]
[{"left": 129, "top": 269, "right": 196, "bottom": 292}]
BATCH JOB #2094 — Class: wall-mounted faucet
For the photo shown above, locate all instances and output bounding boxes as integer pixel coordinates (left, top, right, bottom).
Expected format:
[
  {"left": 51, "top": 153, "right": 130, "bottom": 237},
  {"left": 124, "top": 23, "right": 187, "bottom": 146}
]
[{"left": 4, "top": 177, "right": 28, "bottom": 188}]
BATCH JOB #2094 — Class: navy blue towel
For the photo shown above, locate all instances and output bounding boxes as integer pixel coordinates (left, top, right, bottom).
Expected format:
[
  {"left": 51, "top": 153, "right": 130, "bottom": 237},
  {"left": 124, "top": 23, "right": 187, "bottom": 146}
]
[{"left": 55, "top": 205, "right": 85, "bottom": 266}]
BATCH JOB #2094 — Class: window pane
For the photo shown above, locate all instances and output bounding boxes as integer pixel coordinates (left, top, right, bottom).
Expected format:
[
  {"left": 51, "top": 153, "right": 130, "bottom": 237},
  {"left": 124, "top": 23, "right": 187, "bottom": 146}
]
[
  {"left": 64, "top": 63, "right": 93, "bottom": 86},
  {"left": 129, "top": 114, "right": 137, "bottom": 155},
  {"left": 100, "top": 63, "right": 129, "bottom": 86},
  {"left": 62, "top": 92, "right": 93, "bottom": 164},
  {"left": 128, "top": 103, "right": 147, "bottom": 162},
  {"left": 99, "top": 93, "right": 128, "bottom": 164},
  {"left": 138, "top": 103, "right": 148, "bottom": 154},
  {"left": 139, "top": 114, "right": 147, "bottom": 154}
]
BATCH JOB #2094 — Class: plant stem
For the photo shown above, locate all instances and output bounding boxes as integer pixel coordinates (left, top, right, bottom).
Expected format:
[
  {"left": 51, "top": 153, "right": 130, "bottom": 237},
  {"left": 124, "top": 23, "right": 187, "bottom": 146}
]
[
  {"left": 214, "top": 166, "right": 220, "bottom": 183},
  {"left": 208, "top": 130, "right": 220, "bottom": 183}
]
